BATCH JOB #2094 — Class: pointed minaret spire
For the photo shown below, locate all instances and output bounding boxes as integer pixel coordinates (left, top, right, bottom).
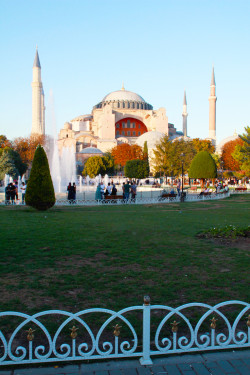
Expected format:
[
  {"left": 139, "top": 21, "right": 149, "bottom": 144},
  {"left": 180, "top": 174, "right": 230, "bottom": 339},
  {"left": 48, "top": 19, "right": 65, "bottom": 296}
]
[
  {"left": 183, "top": 90, "right": 187, "bottom": 105},
  {"left": 182, "top": 90, "right": 188, "bottom": 137},
  {"left": 211, "top": 65, "right": 215, "bottom": 86},
  {"left": 31, "top": 47, "right": 45, "bottom": 135},
  {"left": 208, "top": 66, "right": 217, "bottom": 143},
  {"left": 121, "top": 82, "right": 125, "bottom": 91},
  {"left": 33, "top": 47, "right": 41, "bottom": 68}
]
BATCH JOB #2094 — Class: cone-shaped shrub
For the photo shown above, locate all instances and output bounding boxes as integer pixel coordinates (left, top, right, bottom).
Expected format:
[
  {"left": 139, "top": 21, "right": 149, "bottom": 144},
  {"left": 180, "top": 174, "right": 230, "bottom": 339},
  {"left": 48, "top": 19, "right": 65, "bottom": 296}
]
[
  {"left": 189, "top": 151, "right": 217, "bottom": 182},
  {"left": 25, "top": 145, "right": 55, "bottom": 210}
]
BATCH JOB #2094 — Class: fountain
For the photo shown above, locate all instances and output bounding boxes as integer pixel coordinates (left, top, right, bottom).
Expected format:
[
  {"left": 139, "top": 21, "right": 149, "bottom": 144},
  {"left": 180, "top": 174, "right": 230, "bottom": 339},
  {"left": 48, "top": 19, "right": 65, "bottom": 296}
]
[
  {"left": 4, "top": 174, "right": 9, "bottom": 187},
  {"left": 47, "top": 90, "right": 76, "bottom": 194}
]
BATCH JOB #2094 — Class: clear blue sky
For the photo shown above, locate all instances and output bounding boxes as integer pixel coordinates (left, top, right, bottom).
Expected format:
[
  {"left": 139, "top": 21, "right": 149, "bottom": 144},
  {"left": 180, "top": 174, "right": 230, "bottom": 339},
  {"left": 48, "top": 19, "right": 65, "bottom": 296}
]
[{"left": 0, "top": 0, "right": 249, "bottom": 144}]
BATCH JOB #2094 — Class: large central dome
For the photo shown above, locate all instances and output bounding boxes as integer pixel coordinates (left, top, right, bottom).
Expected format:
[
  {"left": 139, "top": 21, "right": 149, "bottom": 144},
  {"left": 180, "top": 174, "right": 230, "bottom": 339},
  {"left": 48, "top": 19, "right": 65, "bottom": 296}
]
[
  {"left": 102, "top": 89, "right": 146, "bottom": 103},
  {"left": 93, "top": 86, "right": 153, "bottom": 110}
]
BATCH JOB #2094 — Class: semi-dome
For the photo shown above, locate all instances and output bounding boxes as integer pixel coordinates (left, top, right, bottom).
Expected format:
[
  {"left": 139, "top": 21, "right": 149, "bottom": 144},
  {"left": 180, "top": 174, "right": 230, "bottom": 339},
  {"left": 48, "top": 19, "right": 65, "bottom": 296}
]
[
  {"left": 94, "top": 86, "right": 153, "bottom": 110},
  {"left": 136, "top": 131, "right": 165, "bottom": 149},
  {"left": 80, "top": 147, "right": 103, "bottom": 154}
]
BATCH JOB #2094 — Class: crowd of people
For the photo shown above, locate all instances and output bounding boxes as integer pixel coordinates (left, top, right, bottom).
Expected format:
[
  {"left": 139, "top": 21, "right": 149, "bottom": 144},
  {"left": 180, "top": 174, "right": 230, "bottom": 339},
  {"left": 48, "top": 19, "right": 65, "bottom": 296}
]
[
  {"left": 95, "top": 180, "right": 137, "bottom": 202},
  {"left": 5, "top": 182, "right": 26, "bottom": 204}
]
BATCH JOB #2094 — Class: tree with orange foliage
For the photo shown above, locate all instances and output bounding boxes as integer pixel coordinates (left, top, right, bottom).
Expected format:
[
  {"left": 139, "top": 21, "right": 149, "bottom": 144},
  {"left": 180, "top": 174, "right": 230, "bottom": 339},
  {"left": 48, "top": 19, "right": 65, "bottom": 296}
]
[
  {"left": 221, "top": 138, "right": 244, "bottom": 171},
  {"left": 13, "top": 135, "right": 45, "bottom": 166},
  {"left": 111, "top": 143, "right": 144, "bottom": 168},
  {"left": 0, "top": 135, "right": 12, "bottom": 149}
]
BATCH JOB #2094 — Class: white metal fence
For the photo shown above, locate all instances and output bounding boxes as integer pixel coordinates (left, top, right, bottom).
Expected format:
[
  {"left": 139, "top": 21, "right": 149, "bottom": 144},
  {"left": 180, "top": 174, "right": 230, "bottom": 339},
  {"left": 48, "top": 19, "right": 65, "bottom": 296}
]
[
  {"left": 0, "top": 191, "right": 241, "bottom": 206},
  {"left": 0, "top": 299, "right": 249, "bottom": 366}
]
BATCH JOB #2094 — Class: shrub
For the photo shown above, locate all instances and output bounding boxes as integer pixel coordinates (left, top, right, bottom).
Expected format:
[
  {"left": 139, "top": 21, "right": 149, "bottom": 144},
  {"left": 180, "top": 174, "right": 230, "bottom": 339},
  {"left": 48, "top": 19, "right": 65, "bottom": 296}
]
[
  {"left": 124, "top": 159, "right": 149, "bottom": 179},
  {"left": 189, "top": 151, "right": 217, "bottom": 186},
  {"left": 25, "top": 145, "right": 55, "bottom": 210},
  {"left": 198, "top": 225, "right": 250, "bottom": 239}
]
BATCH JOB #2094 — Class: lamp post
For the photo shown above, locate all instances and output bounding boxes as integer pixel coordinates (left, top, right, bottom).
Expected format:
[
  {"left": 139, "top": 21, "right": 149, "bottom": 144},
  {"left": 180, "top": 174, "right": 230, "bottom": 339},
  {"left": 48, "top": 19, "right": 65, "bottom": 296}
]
[
  {"left": 221, "top": 160, "right": 224, "bottom": 183},
  {"left": 181, "top": 153, "right": 185, "bottom": 202}
]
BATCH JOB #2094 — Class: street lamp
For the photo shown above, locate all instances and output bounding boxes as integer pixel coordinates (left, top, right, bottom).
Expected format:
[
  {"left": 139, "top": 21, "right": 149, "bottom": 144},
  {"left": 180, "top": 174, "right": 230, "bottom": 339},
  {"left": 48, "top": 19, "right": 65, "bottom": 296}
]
[
  {"left": 221, "top": 160, "right": 224, "bottom": 183},
  {"left": 181, "top": 153, "right": 185, "bottom": 202}
]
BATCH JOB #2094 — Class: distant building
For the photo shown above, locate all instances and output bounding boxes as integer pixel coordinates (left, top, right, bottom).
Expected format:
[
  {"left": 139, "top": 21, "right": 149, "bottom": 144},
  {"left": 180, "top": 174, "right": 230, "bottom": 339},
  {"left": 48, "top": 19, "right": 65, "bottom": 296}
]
[
  {"left": 57, "top": 84, "right": 183, "bottom": 173},
  {"left": 30, "top": 50, "right": 223, "bottom": 170}
]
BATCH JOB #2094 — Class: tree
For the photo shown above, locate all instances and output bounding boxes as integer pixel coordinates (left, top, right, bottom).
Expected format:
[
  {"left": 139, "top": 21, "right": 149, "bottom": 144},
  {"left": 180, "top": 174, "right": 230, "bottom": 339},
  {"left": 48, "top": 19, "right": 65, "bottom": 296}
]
[
  {"left": 25, "top": 145, "right": 55, "bottom": 211},
  {"left": 143, "top": 141, "right": 149, "bottom": 161},
  {"left": 0, "top": 147, "right": 27, "bottom": 176},
  {"left": 13, "top": 134, "right": 45, "bottom": 166},
  {"left": 0, "top": 135, "right": 12, "bottom": 149},
  {"left": 192, "top": 138, "right": 215, "bottom": 153},
  {"left": 124, "top": 159, "right": 149, "bottom": 179},
  {"left": 152, "top": 136, "right": 196, "bottom": 176},
  {"left": 83, "top": 156, "right": 105, "bottom": 178},
  {"left": 111, "top": 144, "right": 143, "bottom": 168},
  {"left": 102, "top": 153, "right": 115, "bottom": 175},
  {"left": 232, "top": 126, "right": 250, "bottom": 176},
  {"left": 188, "top": 151, "right": 217, "bottom": 186},
  {"left": 0, "top": 151, "right": 18, "bottom": 180},
  {"left": 221, "top": 138, "right": 243, "bottom": 171}
]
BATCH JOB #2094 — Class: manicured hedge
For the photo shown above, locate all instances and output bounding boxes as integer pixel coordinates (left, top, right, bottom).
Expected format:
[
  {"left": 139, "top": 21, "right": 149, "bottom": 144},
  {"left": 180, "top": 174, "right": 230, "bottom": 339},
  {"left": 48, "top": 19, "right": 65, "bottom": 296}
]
[{"left": 25, "top": 145, "right": 55, "bottom": 210}]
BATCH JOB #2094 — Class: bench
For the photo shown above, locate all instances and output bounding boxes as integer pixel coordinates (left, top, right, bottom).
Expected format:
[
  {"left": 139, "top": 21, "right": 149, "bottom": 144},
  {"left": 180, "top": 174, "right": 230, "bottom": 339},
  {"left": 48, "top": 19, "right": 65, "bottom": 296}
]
[
  {"left": 104, "top": 195, "right": 123, "bottom": 201},
  {"left": 161, "top": 194, "right": 177, "bottom": 198},
  {"left": 235, "top": 187, "right": 247, "bottom": 191}
]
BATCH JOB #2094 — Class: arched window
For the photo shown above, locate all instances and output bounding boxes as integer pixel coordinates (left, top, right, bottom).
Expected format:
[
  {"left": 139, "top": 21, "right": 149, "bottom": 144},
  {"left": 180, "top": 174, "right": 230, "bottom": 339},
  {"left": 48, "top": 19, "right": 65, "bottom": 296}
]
[{"left": 115, "top": 117, "right": 147, "bottom": 138}]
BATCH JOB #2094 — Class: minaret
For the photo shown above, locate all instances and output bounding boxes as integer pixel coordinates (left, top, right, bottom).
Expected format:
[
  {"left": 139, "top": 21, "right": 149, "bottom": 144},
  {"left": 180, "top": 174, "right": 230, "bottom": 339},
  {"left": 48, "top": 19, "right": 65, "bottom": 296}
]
[
  {"left": 31, "top": 47, "right": 45, "bottom": 135},
  {"left": 208, "top": 66, "right": 216, "bottom": 142},
  {"left": 182, "top": 90, "right": 188, "bottom": 137}
]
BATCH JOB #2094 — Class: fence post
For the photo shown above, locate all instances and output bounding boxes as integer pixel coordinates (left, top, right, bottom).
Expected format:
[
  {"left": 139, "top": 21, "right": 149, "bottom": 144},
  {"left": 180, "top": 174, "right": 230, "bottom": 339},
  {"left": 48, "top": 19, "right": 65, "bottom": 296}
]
[{"left": 140, "top": 296, "right": 153, "bottom": 365}]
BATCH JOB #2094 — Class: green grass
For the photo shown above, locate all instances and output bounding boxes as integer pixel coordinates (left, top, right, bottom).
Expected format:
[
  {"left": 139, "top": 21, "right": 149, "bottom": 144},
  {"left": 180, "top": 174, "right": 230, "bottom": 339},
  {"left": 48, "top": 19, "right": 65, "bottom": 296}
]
[{"left": 0, "top": 194, "right": 249, "bottom": 315}]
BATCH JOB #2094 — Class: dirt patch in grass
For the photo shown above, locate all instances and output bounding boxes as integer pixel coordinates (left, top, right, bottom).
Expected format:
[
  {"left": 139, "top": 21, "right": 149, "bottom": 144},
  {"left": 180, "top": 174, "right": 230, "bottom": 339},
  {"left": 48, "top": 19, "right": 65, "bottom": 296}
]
[{"left": 210, "top": 237, "right": 250, "bottom": 251}]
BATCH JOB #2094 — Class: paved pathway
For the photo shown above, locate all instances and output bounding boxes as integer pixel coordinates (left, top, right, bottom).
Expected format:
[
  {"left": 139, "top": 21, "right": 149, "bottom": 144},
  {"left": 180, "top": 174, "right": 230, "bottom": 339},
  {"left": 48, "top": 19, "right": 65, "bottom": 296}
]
[{"left": 1, "top": 350, "right": 249, "bottom": 375}]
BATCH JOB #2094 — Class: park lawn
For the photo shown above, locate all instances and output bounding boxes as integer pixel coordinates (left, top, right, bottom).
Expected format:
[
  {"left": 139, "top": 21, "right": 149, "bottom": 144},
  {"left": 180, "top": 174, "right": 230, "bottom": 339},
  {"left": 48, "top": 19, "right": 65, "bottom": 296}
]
[{"left": 0, "top": 194, "right": 249, "bottom": 315}]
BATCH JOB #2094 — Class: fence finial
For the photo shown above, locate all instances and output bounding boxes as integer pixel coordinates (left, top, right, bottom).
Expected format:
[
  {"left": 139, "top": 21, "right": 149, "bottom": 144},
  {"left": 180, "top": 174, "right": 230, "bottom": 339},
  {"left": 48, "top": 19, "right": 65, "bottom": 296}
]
[
  {"left": 144, "top": 296, "right": 150, "bottom": 305},
  {"left": 26, "top": 328, "right": 35, "bottom": 341}
]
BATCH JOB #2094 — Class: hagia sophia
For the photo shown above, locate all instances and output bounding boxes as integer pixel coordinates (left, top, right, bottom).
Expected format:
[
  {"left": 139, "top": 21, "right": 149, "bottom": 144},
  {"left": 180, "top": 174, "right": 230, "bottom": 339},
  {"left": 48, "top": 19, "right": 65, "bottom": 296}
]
[{"left": 31, "top": 48, "right": 238, "bottom": 169}]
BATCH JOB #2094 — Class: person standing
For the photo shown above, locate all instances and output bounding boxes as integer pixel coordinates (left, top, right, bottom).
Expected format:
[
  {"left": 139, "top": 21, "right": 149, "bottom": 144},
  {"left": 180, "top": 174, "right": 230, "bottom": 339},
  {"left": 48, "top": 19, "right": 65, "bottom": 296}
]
[
  {"left": 111, "top": 183, "right": 117, "bottom": 196},
  {"left": 5, "top": 183, "right": 11, "bottom": 204},
  {"left": 100, "top": 182, "right": 105, "bottom": 199},
  {"left": 73, "top": 182, "right": 76, "bottom": 203},
  {"left": 67, "top": 182, "right": 74, "bottom": 203},
  {"left": 177, "top": 180, "right": 181, "bottom": 196},
  {"left": 95, "top": 183, "right": 102, "bottom": 201},
  {"left": 21, "top": 182, "right": 26, "bottom": 204},
  {"left": 14, "top": 181, "right": 19, "bottom": 202},
  {"left": 9, "top": 183, "right": 16, "bottom": 204},
  {"left": 131, "top": 181, "right": 137, "bottom": 201},
  {"left": 124, "top": 180, "right": 131, "bottom": 202}
]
